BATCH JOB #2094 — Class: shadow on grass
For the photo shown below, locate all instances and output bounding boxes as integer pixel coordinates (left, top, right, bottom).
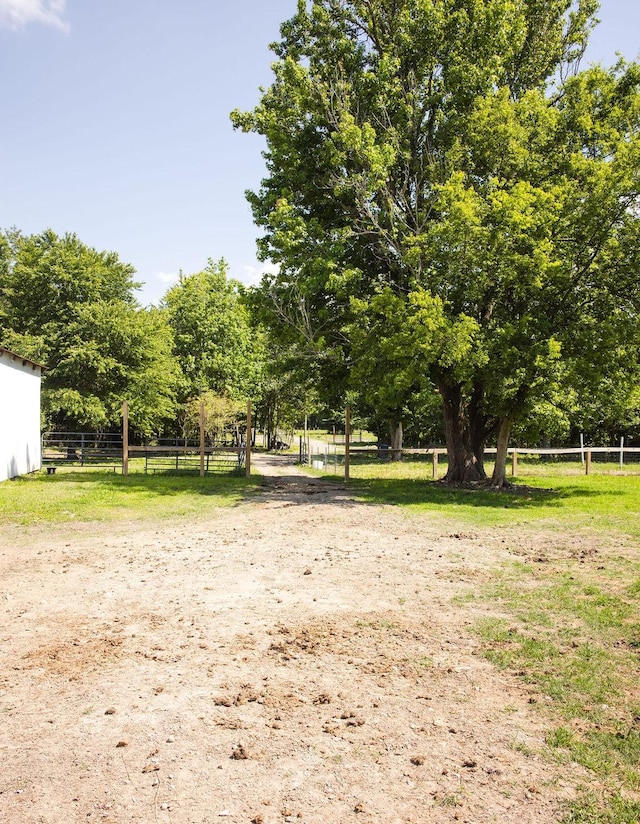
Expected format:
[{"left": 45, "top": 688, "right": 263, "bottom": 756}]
[
  {"left": 347, "top": 476, "right": 611, "bottom": 511},
  {"left": 38, "top": 469, "right": 259, "bottom": 498},
  {"left": 31, "top": 467, "right": 628, "bottom": 517}
]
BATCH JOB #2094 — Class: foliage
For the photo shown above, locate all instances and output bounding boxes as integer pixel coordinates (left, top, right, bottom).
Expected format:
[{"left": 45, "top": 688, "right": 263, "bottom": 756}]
[
  {"left": 254, "top": 364, "right": 319, "bottom": 448},
  {"left": 348, "top": 286, "right": 479, "bottom": 445},
  {"left": 0, "top": 229, "right": 178, "bottom": 435},
  {"left": 0, "top": 228, "right": 138, "bottom": 331},
  {"left": 162, "top": 259, "right": 264, "bottom": 404},
  {"left": 232, "top": 0, "right": 640, "bottom": 485},
  {"left": 182, "top": 391, "right": 246, "bottom": 443}
]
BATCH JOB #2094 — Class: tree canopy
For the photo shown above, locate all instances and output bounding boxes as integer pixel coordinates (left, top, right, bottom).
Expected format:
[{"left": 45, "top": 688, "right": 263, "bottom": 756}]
[
  {"left": 162, "top": 258, "right": 264, "bottom": 404},
  {"left": 232, "top": 0, "right": 640, "bottom": 484},
  {"left": 0, "top": 229, "right": 178, "bottom": 435}
]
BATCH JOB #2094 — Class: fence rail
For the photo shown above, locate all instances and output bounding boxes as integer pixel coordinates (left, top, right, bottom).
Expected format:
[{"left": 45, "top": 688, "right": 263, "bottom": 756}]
[
  {"left": 304, "top": 439, "right": 640, "bottom": 478},
  {"left": 129, "top": 444, "right": 245, "bottom": 475},
  {"left": 41, "top": 432, "right": 246, "bottom": 475},
  {"left": 42, "top": 432, "right": 122, "bottom": 469}
]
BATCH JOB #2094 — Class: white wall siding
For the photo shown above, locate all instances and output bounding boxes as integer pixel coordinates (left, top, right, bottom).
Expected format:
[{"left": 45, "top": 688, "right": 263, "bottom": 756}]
[{"left": 0, "top": 352, "right": 42, "bottom": 482}]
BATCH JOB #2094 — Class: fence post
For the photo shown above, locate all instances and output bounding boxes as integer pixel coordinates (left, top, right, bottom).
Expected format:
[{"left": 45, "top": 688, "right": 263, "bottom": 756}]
[
  {"left": 586, "top": 450, "right": 591, "bottom": 475},
  {"left": 246, "top": 401, "right": 252, "bottom": 477},
  {"left": 345, "top": 406, "right": 351, "bottom": 481},
  {"left": 620, "top": 436, "right": 625, "bottom": 469},
  {"left": 122, "top": 402, "right": 129, "bottom": 477},
  {"left": 199, "top": 400, "right": 205, "bottom": 477},
  {"left": 304, "top": 414, "right": 308, "bottom": 459},
  {"left": 432, "top": 450, "right": 438, "bottom": 479},
  {"left": 512, "top": 449, "right": 518, "bottom": 476}
]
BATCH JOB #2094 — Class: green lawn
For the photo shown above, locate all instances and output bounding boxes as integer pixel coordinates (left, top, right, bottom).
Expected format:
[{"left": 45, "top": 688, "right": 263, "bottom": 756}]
[
  {"left": 344, "top": 458, "right": 640, "bottom": 539},
  {"left": 0, "top": 467, "right": 258, "bottom": 525}
]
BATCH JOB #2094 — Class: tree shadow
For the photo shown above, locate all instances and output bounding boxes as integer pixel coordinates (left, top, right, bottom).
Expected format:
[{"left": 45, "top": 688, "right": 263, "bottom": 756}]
[
  {"left": 343, "top": 475, "right": 611, "bottom": 511},
  {"left": 37, "top": 467, "right": 623, "bottom": 516},
  {"left": 40, "top": 468, "right": 258, "bottom": 499}
]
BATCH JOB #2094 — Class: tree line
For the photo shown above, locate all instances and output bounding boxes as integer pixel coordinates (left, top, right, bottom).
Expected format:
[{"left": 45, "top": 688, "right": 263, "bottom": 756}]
[{"left": 0, "top": 229, "right": 262, "bottom": 439}]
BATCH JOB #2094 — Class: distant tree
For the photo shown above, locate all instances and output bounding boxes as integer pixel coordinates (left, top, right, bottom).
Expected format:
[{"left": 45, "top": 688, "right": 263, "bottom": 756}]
[
  {"left": 0, "top": 229, "right": 179, "bottom": 435},
  {"left": 162, "top": 259, "right": 263, "bottom": 404},
  {"left": 1, "top": 228, "right": 137, "bottom": 330},
  {"left": 182, "top": 392, "right": 246, "bottom": 444},
  {"left": 42, "top": 302, "right": 179, "bottom": 435},
  {"left": 233, "top": 0, "right": 640, "bottom": 486}
]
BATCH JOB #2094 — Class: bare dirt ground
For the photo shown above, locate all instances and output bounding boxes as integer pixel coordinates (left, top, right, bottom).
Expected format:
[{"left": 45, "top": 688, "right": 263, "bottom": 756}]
[{"left": 0, "top": 455, "right": 594, "bottom": 823}]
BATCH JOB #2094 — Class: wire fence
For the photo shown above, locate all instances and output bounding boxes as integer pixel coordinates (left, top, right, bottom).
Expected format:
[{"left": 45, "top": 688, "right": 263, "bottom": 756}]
[{"left": 130, "top": 437, "right": 245, "bottom": 475}]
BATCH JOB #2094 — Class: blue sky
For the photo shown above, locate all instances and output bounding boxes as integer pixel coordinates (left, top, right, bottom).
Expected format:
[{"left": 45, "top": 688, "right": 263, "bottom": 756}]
[{"left": 1, "top": 0, "right": 638, "bottom": 306}]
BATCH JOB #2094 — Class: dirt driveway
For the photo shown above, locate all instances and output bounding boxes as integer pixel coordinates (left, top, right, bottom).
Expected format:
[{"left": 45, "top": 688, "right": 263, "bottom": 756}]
[{"left": 1, "top": 456, "right": 586, "bottom": 823}]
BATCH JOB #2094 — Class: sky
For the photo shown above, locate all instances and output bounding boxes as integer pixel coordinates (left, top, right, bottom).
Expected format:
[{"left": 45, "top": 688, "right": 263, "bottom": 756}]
[{"left": 1, "top": 0, "right": 638, "bottom": 307}]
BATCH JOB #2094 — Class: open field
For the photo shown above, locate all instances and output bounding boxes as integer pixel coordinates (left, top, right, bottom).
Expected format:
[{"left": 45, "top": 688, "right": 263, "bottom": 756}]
[{"left": 1, "top": 457, "right": 639, "bottom": 822}]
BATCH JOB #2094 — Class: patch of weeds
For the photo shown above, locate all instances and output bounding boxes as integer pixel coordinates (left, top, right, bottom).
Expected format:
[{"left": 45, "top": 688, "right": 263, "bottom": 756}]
[
  {"left": 470, "top": 558, "right": 640, "bottom": 819},
  {"left": 626, "top": 578, "right": 640, "bottom": 598},
  {"left": 510, "top": 738, "right": 535, "bottom": 757},
  {"left": 377, "top": 618, "right": 398, "bottom": 630},
  {"left": 562, "top": 790, "right": 640, "bottom": 823},
  {"left": 354, "top": 617, "right": 398, "bottom": 632},
  {"left": 433, "top": 792, "right": 463, "bottom": 808},
  {"left": 354, "top": 619, "right": 373, "bottom": 629},
  {"left": 473, "top": 616, "right": 513, "bottom": 643},
  {"left": 548, "top": 725, "right": 640, "bottom": 787},
  {"left": 476, "top": 619, "right": 565, "bottom": 685}
]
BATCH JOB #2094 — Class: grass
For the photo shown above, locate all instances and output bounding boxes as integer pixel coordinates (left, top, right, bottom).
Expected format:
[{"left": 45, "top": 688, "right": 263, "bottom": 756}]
[
  {"left": 468, "top": 556, "right": 640, "bottom": 821},
  {"left": 0, "top": 466, "right": 259, "bottom": 525},
  {"left": 4, "top": 454, "right": 640, "bottom": 820},
  {"left": 339, "top": 458, "right": 640, "bottom": 539}
]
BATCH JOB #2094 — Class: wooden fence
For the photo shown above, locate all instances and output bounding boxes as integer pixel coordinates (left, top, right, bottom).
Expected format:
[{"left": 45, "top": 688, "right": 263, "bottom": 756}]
[
  {"left": 42, "top": 402, "right": 253, "bottom": 478},
  {"left": 121, "top": 401, "right": 252, "bottom": 478},
  {"left": 303, "top": 412, "right": 640, "bottom": 480}
]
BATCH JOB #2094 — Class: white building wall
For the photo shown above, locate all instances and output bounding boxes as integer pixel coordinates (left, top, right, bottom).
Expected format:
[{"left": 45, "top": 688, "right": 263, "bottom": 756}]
[{"left": 0, "top": 351, "right": 42, "bottom": 482}]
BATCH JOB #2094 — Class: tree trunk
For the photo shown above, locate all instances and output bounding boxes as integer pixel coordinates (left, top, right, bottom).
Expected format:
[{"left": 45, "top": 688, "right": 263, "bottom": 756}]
[
  {"left": 388, "top": 419, "right": 403, "bottom": 461},
  {"left": 440, "top": 383, "right": 486, "bottom": 483},
  {"left": 469, "top": 383, "right": 488, "bottom": 474},
  {"left": 490, "top": 416, "right": 511, "bottom": 487}
]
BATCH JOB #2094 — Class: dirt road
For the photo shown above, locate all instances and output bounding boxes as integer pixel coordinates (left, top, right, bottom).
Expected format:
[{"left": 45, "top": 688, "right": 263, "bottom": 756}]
[{"left": 0, "top": 456, "right": 585, "bottom": 823}]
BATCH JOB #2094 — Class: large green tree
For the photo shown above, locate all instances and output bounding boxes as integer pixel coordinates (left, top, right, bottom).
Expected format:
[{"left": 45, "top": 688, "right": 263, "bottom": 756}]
[
  {"left": 233, "top": 0, "right": 640, "bottom": 485},
  {"left": 0, "top": 229, "right": 178, "bottom": 434},
  {"left": 162, "top": 259, "right": 264, "bottom": 404}
]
